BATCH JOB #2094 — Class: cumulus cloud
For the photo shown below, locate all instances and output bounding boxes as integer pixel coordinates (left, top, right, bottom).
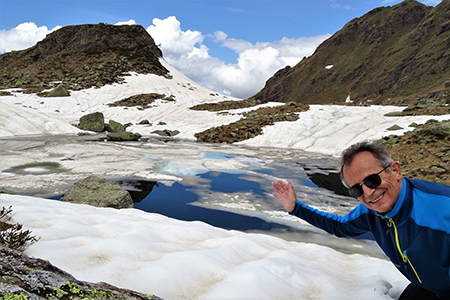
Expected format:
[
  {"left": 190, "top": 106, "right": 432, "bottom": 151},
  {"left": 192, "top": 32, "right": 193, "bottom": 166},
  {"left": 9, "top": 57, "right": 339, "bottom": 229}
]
[
  {"left": 115, "top": 19, "right": 136, "bottom": 25},
  {"left": 147, "top": 16, "right": 204, "bottom": 58},
  {"left": 0, "top": 17, "right": 328, "bottom": 99},
  {"left": 0, "top": 22, "right": 61, "bottom": 53},
  {"left": 147, "top": 16, "right": 329, "bottom": 99}
]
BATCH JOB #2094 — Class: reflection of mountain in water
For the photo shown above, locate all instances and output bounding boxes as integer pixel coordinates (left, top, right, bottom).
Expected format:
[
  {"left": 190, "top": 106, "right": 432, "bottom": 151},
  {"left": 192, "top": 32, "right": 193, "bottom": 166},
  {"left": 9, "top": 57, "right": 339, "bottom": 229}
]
[
  {"left": 116, "top": 180, "right": 159, "bottom": 203},
  {"left": 308, "top": 172, "right": 350, "bottom": 197},
  {"left": 128, "top": 179, "right": 293, "bottom": 233}
]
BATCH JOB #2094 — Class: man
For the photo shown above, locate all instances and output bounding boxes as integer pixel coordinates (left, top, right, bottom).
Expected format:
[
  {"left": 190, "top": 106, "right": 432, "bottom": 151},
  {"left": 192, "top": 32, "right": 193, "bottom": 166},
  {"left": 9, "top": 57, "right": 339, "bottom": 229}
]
[{"left": 272, "top": 141, "right": 450, "bottom": 299}]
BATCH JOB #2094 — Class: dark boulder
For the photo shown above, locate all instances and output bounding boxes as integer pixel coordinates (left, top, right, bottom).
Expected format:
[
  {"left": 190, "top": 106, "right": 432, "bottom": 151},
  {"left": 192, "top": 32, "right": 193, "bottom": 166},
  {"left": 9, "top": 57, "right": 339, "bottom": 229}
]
[
  {"left": 107, "top": 119, "right": 125, "bottom": 133},
  {"left": 106, "top": 131, "right": 142, "bottom": 141},
  {"left": 60, "top": 176, "right": 133, "bottom": 209},
  {"left": 79, "top": 112, "right": 105, "bottom": 132},
  {"left": 47, "top": 83, "right": 70, "bottom": 97}
]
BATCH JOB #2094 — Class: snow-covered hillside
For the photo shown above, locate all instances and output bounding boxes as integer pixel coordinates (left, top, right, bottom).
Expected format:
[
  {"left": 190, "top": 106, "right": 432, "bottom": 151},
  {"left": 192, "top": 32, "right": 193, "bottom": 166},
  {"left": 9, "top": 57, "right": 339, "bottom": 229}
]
[
  {"left": 2, "top": 59, "right": 450, "bottom": 156},
  {"left": 0, "top": 59, "right": 248, "bottom": 138}
]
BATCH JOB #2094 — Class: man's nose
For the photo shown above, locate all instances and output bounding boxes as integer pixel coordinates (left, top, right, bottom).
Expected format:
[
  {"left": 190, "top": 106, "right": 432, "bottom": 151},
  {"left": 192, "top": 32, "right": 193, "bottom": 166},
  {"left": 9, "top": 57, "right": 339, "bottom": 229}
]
[{"left": 362, "top": 184, "right": 376, "bottom": 197}]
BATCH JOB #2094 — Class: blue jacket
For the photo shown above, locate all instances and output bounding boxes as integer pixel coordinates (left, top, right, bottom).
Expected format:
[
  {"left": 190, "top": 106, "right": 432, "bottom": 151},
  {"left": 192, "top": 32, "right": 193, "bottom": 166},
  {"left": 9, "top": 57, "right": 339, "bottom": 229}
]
[{"left": 290, "top": 177, "right": 450, "bottom": 298}]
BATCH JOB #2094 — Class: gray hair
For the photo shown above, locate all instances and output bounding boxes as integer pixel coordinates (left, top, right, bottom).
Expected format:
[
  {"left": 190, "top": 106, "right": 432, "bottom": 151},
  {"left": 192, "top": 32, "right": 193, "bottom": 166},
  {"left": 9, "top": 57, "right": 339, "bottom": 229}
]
[{"left": 339, "top": 141, "right": 393, "bottom": 188}]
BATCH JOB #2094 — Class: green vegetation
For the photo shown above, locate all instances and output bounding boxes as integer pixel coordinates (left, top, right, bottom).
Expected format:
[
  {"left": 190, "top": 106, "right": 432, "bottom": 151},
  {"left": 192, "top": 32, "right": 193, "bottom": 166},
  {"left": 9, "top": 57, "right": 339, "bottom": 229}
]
[
  {"left": 0, "top": 206, "right": 39, "bottom": 251},
  {"left": 0, "top": 293, "right": 29, "bottom": 300},
  {"left": 48, "top": 281, "right": 113, "bottom": 299}
]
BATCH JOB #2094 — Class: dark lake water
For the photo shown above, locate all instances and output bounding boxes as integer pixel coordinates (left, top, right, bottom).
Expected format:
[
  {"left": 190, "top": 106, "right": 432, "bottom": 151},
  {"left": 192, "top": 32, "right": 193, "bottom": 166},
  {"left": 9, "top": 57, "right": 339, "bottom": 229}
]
[{"left": 126, "top": 172, "right": 294, "bottom": 233}]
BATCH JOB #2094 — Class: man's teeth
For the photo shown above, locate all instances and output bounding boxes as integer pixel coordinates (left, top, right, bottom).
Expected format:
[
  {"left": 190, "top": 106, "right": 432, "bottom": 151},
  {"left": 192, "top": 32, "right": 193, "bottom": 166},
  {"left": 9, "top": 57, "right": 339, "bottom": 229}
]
[{"left": 370, "top": 194, "right": 383, "bottom": 204}]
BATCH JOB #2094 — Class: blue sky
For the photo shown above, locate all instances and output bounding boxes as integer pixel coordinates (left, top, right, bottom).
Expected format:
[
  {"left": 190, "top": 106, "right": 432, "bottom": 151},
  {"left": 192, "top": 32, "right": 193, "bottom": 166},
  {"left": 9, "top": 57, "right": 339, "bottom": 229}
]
[{"left": 0, "top": 0, "right": 442, "bottom": 98}]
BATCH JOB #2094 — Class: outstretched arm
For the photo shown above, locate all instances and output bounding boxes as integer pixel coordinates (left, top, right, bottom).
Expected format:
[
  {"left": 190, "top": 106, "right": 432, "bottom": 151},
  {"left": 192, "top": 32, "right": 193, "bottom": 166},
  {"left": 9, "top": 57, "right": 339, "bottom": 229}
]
[{"left": 272, "top": 180, "right": 297, "bottom": 213}]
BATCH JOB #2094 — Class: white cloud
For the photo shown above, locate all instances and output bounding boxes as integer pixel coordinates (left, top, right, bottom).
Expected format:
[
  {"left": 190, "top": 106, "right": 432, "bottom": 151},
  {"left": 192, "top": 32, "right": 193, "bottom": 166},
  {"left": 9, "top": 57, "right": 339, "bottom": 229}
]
[
  {"left": 213, "top": 31, "right": 253, "bottom": 53},
  {"left": 0, "top": 22, "right": 61, "bottom": 53},
  {"left": 147, "top": 16, "right": 204, "bottom": 58},
  {"left": 147, "top": 16, "right": 329, "bottom": 99},
  {"left": 0, "top": 17, "right": 328, "bottom": 99},
  {"left": 115, "top": 19, "right": 136, "bottom": 26}
]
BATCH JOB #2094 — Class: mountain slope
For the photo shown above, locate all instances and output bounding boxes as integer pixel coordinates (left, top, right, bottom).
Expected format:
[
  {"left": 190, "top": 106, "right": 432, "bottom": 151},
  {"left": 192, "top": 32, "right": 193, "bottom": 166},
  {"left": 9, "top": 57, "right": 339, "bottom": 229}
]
[
  {"left": 252, "top": 0, "right": 450, "bottom": 105},
  {"left": 0, "top": 23, "right": 168, "bottom": 92}
]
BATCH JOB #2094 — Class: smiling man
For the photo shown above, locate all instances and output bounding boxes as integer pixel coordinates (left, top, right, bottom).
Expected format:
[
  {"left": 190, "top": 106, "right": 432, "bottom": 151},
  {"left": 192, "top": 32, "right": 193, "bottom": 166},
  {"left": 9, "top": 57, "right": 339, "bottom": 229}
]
[{"left": 272, "top": 141, "right": 450, "bottom": 299}]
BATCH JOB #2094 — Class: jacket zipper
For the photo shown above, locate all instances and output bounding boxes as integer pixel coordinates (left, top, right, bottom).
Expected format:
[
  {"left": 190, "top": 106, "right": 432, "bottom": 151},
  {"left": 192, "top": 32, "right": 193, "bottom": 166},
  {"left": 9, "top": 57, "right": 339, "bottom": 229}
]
[{"left": 382, "top": 215, "right": 422, "bottom": 284}]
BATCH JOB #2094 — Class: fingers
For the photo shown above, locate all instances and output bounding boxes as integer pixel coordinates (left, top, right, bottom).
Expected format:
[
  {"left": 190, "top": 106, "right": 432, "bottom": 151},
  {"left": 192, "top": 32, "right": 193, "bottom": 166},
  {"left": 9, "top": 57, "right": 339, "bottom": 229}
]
[
  {"left": 272, "top": 192, "right": 281, "bottom": 201},
  {"left": 272, "top": 184, "right": 284, "bottom": 196},
  {"left": 272, "top": 180, "right": 288, "bottom": 191}
]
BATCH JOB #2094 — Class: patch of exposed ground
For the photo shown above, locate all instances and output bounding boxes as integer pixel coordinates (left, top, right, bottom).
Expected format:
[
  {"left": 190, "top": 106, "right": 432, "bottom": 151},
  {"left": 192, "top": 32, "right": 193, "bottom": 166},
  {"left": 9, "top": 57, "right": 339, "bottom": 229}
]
[
  {"left": 382, "top": 119, "right": 450, "bottom": 185},
  {"left": 195, "top": 102, "right": 309, "bottom": 143},
  {"left": 107, "top": 93, "right": 176, "bottom": 110},
  {"left": 190, "top": 98, "right": 268, "bottom": 111}
]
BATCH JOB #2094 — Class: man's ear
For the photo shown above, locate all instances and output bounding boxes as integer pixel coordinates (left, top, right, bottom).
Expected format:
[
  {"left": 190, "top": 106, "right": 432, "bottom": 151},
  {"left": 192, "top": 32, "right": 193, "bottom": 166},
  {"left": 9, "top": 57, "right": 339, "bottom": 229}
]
[{"left": 390, "top": 161, "right": 402, "bottom": 180}]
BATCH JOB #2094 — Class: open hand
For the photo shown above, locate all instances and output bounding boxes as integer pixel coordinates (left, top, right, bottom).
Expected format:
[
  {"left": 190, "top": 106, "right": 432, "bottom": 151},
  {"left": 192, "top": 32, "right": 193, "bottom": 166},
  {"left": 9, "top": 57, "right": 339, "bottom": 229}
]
[{"left": 272, "top": 180, "right": 297, "bottom": 213}]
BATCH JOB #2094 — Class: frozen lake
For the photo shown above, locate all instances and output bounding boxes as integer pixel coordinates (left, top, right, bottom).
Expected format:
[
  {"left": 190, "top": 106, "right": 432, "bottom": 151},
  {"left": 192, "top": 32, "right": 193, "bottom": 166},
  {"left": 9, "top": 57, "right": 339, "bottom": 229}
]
[{"left": 0, "top": 134, "right": 384, "bottom": 258}]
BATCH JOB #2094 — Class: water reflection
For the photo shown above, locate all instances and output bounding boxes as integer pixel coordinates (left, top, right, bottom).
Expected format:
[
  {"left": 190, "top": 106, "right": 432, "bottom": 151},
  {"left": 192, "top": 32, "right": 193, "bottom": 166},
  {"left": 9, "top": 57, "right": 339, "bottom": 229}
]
[
  {"left": 132, "top": 180, "right": 294, "bottom": 232},
  {"left": 114, "top": 161, "right": 384, "bottom": 258}
]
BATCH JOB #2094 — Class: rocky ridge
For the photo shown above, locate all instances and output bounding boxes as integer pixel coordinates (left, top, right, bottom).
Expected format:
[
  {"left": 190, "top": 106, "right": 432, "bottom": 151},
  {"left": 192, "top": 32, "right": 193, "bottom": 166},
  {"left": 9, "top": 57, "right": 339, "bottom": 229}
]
[
  {"left": 251, "top": 0, "right": 450, "bottom": 106},
  {"left": 0, "top": 23, "right": 168, "bottom": 93}
]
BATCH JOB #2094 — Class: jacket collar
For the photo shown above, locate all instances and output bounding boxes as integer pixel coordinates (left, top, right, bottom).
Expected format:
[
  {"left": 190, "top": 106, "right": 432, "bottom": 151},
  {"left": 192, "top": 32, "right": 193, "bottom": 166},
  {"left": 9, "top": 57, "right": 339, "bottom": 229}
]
[{"left": 379, "top": 178, "right": 412, "bottom": 225}]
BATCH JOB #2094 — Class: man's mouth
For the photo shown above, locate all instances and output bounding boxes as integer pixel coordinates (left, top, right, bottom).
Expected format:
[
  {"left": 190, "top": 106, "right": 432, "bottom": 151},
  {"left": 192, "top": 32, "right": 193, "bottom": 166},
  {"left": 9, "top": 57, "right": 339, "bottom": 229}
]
[{"left": 369, "top": 193, "right": 384, "bottom": 204}]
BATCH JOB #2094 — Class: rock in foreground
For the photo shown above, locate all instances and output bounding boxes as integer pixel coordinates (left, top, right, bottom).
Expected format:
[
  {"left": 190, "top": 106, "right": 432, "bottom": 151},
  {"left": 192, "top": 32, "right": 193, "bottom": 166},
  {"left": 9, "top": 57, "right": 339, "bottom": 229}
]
[
  {"left": 0, "top": 244, "right": 162, "bottom": 299},
  {"left": 61, "top": 176, "right": 133, "bottom": 208}
]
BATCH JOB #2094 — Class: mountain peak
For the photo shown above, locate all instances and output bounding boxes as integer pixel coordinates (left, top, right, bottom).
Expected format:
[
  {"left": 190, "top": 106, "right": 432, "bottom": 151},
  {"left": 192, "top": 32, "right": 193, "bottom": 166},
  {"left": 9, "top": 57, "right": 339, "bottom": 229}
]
[
  {"left": 0, "top": 23, "right": 168, "bottom": 92},
  {"left": 252, "top": 0, "right": 450, "bottom": 105}
]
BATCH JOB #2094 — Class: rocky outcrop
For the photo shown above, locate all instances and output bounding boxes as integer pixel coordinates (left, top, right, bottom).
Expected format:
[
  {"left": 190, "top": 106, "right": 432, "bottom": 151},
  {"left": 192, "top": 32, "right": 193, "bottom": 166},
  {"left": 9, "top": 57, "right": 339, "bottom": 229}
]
[
  {"left": 78, "top": 112, "right": 106, "bottom": 132},
  {"left": 382, "top": 119, "right": 450, "bottom": 185},
  {"left": 60, "top": 176, "right": 133, "bottom": 208},
  {"left": 0, "top": 244, "right": 162, "bottom": 299},
  {"left": 0, "top": 23, "right": 168, "bottom": 93}
]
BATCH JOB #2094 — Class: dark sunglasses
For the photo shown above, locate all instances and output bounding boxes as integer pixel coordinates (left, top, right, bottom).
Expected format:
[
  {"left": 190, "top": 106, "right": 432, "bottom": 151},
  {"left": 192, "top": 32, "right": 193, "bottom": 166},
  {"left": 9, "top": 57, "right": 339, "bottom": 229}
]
[{"left": 348, "top": 165, "right": 390, "bottom": 198}]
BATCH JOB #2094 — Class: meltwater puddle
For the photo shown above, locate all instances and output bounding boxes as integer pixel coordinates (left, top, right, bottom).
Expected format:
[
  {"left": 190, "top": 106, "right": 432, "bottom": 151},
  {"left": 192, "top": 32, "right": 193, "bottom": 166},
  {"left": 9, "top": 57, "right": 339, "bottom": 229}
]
[{"left": 117, "top": 170, "right": 293, "bottom": 233}]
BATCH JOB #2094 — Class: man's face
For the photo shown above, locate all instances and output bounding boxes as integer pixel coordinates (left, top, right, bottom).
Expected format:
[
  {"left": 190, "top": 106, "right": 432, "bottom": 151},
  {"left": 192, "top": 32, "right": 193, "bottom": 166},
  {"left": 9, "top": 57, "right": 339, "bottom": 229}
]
[{"left": 342, "top": 151, "right": 403, "bottom": 214}]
